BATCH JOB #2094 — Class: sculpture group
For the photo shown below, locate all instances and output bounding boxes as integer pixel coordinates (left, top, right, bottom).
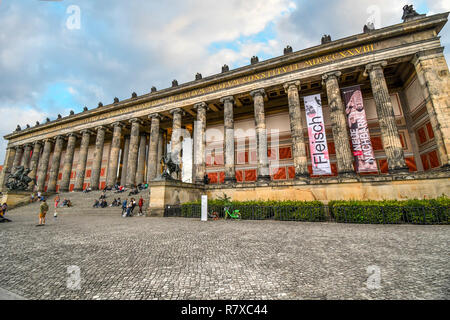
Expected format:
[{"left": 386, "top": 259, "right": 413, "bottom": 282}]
[{"left": 5, "top": 166, "right": 33, "bottom": 191}]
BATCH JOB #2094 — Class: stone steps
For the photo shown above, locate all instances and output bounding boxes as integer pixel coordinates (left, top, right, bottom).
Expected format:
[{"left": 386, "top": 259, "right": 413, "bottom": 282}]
[{"left": 7, "top": 189, "right": 150, "bottom": 216}]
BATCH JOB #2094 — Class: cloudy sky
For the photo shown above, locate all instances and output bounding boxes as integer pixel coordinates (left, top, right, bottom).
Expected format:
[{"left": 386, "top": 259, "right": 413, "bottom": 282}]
[{"left": 0, "top": 0, "right": 449, "bottom": 162}]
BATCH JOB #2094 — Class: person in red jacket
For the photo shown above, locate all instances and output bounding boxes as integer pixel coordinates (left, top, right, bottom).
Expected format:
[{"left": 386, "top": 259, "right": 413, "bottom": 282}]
[{"left": 138, "top": 197, "right": 144, "bottom": 216}]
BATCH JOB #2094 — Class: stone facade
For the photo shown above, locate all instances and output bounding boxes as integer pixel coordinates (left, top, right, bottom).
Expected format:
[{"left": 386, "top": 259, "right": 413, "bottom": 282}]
[{"left": 1, "top": 11, "right": 449, "bottom": 214}]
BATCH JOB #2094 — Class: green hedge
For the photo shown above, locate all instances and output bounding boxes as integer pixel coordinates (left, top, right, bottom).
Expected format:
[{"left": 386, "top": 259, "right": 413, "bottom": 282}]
[
  {"left": 328, "top": 196, "right": 450, "bottom": 224},
  {"left": 181, "top": 200, "right": 325, "bottom": 221},
  {"left": 180, "top": 197, "right": 449, "bottom": 224}
]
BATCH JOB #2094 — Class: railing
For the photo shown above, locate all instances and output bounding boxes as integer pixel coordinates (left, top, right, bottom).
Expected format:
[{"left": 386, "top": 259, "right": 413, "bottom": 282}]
[{"left": 164, "top": 204, "right": 450, "bottom": 225}]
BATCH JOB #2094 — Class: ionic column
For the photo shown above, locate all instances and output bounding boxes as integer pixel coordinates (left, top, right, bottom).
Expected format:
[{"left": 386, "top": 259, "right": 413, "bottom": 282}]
[
  {"left": 47, "top": 136, "right": 65, "bottom": 192},
  {"left": 322, "top": 71, "right": 355, "bottom": 175},
  {"left": 59, "top": 133, "right": 78, "bottom": 192},
  {"left": 147, "top": 114, "right": 161, "bottom": 182},
  {"left": 106, "top": 122, "right": 123, "bottom": 188},
  {"left": 12, "top": 146, "right": 24, "bottom": 168},
  {"left": 250, "top": 89, "right": 270, "bottom": 181},
  {"left": 365, "top": 61, "right": 408, "bottom": 172},
  {"left": 136, "top": 132, "right": 147, "bottom": 185},
  {"left": 36, "top": 139, "right": 53, "bottom": 192},
  {"left": 284, "top": 81, "right": 309, "bottom": 178},
  {"left": 91, "top": 126, "right": 106, "bottom": 190},
  {"left": 22, "top": 144, "right": 33, "bottom": 169},
  {"left": 126, "top": 118, "right": 141, "bottom": 187},
  {"left": 74, "top": 130, "right": 92, "bottom": 191},
  {"left": 0, "top": 147, "right": 16, "bottom": 191},
  {"left": 220, "top": 97, "right": 236, "bottom": 183},
  {"left": 193, "top": 103, "right": 207, "bottom": 183},
  {"left": 170, "top": 108, "right": 184, "bottom": 180},
  {"left": 120, "top": 135, "right": 130, "bottom": 186},
  {"left": 412, "top": 49, "right": 450, "bottom": 168},
  {"left": 27, "top": 142, "right": 42, "bottom": 190}
]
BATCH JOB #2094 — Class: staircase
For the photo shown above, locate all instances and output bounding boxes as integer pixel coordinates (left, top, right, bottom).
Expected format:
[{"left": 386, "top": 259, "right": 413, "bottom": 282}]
[{"left": 6, "top": 189, "right": 150, "bottom": 216}]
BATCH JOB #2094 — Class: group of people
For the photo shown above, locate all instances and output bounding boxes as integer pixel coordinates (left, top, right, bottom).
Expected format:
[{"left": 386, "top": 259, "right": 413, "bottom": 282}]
[
  {"left": 121, "top": 197, "right": 144, "bottom": 217},
  {"left": 53, "top": 195, "right": 72, "bottom": 208}
]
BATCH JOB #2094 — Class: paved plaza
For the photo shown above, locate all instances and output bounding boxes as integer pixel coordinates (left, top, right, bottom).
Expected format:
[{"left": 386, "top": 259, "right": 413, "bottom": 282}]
[{"left": 1, "top": 206, "right": 449, "bottom": 300}]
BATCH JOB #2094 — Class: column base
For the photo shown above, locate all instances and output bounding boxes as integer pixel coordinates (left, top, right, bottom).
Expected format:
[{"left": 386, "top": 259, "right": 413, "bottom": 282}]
[
  {"left": 295, "top": 172, "right": 310, "bottom": 179},
  {"left": 388, "top": 167, "right": 410, "bottom": 174},
  {"left": 338, "top": 171, "right": 357, "bottom": 178},
  {"left": 224, "top": 176, "right": 236, "bottom": 184},
  {"left": 257, "top": 175, "right": 271, "bottom": 182}
]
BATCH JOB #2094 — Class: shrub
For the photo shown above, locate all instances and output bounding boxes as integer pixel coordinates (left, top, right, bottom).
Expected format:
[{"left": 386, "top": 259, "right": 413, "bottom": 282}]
[{"left": 329, "top": 196, "right": 449, "bottom": 224}]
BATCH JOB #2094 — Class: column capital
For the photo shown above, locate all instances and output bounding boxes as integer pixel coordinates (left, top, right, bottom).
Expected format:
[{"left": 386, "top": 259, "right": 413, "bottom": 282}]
[
  {"left": 250, "top": 88, "right": 266, "bottom": 98},
  {"left": 321, "top": 71, "right": 342, "bottom": 84},
  {"left": 283, "top": 80, "right": 301, "bottom": 93},
  {"left": 32, "top": 141, "right": 43, "bottom": 147},
  {"left": 129, "top": 118, "right": 143, "bottom": 125},
  {"left": 14, "top": 145, "right": 24, "bottom": 151},
  {"left": 193, "top": 101, "right": 208, "bottom": 110},
  {"left": 170, "top": 108, "right": 185, "bottom": 116},
  {"left": 219, "top": 96, "right": 234, "bottom": 105},
  {"left": 23, "top": 143, "right": 33, "bottom": 149},
  {"left": 80, "top": 129, "right": 94, "bottom": 136},
  {"left": 364, "top": 60, "right": 387, "bottom": 75},
  {"left": 148, "top": 113, "right": 163, "bottom": 120},
  {"left": 95, "top": 125, "right": 106, "bottom": 131},
  {"left": 43, "top": 138, "right": 54, "bottom": 144},
  {"left": 53, "top": 135, "right": 66, "bottom": 142},
  {"left": 111, "top": 121, "right": 124, "bottom": 129},
  {"left": 67, "top": 132, "right": 80, "bottom": 139}
]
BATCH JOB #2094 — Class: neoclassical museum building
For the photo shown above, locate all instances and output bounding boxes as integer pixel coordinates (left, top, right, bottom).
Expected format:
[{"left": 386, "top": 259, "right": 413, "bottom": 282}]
[{"left": 1, "top": 7, "right": 449, "bottom": 215}]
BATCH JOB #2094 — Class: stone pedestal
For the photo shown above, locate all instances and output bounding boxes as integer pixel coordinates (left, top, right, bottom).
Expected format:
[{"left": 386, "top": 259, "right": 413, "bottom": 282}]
[{"left": 147, "top": 180, "right": 204, "bottom": 217}]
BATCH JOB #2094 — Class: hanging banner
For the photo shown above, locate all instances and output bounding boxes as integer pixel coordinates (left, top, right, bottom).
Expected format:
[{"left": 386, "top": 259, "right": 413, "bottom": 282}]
[
  {"left": 341, "top": 85, "right": 378, "bottom": 173},
  {"left": 303, "top": 94, "right": 332, "bottom": 175}
]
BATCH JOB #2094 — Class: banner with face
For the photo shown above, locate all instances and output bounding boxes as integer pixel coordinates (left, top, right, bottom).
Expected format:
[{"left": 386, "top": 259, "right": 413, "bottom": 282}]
[{"left": 341, "top": 85, "right": 378, "bottom": 173}]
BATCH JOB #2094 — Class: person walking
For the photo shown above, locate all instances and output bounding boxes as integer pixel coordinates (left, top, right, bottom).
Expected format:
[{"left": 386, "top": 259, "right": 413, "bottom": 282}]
[
  {"left": 54, "top": 194, "right": 60, "bottom": 218},
  {"left": 38, "top": 197, "right": 49, "bottom": 226},
  {"left": 138, "top": 197, "right": 144, "bottom": 216}
]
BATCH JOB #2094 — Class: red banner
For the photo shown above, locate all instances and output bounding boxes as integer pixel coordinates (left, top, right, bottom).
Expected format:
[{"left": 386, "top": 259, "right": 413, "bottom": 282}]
[{"left": 341, "top": 85, "right": 378, "bottom": 173}]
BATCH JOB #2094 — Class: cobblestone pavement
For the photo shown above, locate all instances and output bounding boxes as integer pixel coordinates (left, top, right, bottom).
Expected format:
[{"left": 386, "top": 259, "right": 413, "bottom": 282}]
[{"left": 1, "top": 206, "right": 449, "bottom": 300}]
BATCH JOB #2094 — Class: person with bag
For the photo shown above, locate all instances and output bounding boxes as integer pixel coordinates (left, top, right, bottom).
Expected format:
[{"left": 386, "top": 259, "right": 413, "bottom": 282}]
[{"left": 38, "top": 197, "right": 49, "bottom": 226}]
